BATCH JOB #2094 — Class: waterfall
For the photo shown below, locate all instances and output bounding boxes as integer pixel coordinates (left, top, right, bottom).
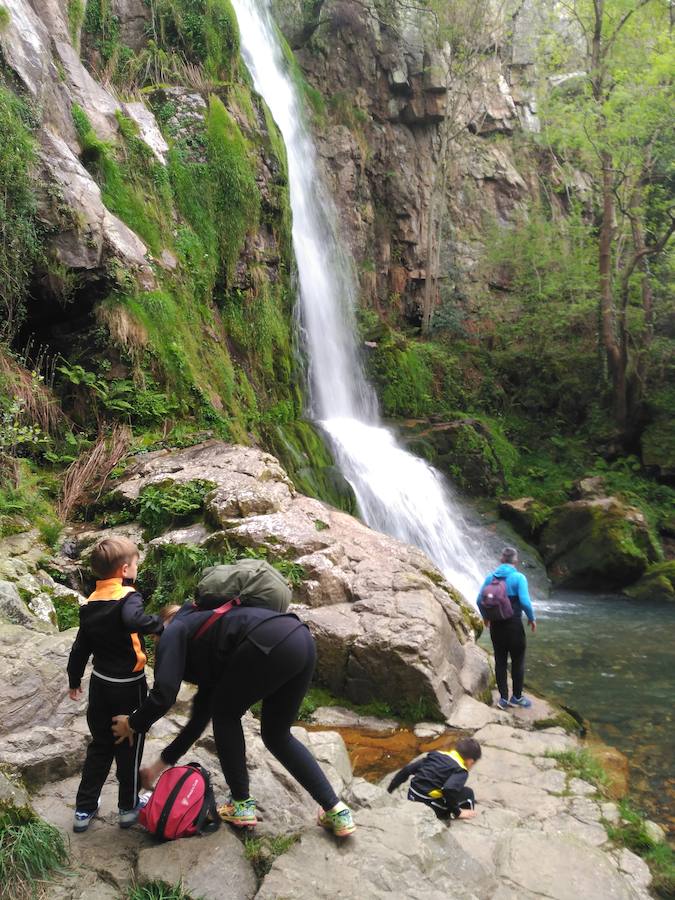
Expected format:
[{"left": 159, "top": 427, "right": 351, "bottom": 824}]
[{"left": 231, "top": 0, "right": 485, "bottom": 601}]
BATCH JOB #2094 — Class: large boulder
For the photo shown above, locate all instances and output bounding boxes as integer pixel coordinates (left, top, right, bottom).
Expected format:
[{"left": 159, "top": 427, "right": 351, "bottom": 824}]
[
  {"left": 539, "top": 498, "right": 661, "bottom": 589},
  {"left": 624, "top": 561, "right": 675, "bottom": 602},
  {"left": 401, "top": 419, "right": 515, "bottom": 497},
  {"left": 102, "top": 441, "right": 489, "bottom": 719},
  {"left": 498, "top": 497, "right": 550, "bottom": 540}
]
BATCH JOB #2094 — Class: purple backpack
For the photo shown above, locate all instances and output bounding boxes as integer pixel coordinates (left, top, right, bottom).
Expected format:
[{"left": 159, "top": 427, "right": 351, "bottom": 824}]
[{"left": 480, "top": 576, "right": 513, "bottom": 622}]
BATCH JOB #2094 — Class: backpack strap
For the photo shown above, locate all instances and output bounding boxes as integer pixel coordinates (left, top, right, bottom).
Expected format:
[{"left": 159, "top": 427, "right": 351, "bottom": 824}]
[
  {"left": 193, "top": 597, "right": 242, "bottom": 641},
  {"left": 191, "top": 764, "right": 220, "bottom": 835}
]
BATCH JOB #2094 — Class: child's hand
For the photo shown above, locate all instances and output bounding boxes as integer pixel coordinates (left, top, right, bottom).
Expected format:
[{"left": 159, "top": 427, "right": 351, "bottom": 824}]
[
  {"left": 112, "top": 715, "right": 135, "bottom": 746},
  {"left": 68, "top": 687, "right": 83, "bottom": 701},
  {"left": 457, "top": 809, "right": 477, "bottom": 820}
]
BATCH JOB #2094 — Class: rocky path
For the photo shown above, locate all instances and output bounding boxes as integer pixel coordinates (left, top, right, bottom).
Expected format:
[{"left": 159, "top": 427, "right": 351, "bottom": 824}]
[{"left": 28, "top": 703, "right": 652, "bottom": 900}]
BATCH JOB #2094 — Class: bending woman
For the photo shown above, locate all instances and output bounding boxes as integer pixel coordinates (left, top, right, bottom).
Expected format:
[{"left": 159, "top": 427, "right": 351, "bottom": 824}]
[{"left": 111, "top": 599, "right": 355, "bottom": 837}]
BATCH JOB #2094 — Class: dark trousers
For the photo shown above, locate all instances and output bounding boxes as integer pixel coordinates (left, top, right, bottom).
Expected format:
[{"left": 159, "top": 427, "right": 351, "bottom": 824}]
[
  {"left": 409, "top": 785, "right": 475, "bottom": 820},
  {"left": 490, "top": 617, "right": 526, "bottom": 700},
  {"left": 210, "top": 622, "right": 339, "bottom": 811},
  {"left": 75, "top": 673, "right": 147, "bottom": 813}
]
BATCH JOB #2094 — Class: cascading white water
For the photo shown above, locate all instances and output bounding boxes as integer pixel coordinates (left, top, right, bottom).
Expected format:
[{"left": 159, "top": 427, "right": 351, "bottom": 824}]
[{"left": 231, "top": 0, "right": 485, "bottom": 600}]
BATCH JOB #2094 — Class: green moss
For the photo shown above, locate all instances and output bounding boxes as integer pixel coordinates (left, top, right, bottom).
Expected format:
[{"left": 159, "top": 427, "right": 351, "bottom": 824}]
[
  {"left": 545, "top": 748, "right": 610, "bottom": 793},
  {"left": 72, "top": 105, "right": 173, "bottom": 254},
  {"left": 265, "top": 420, "right": 357, "bottom": 513},
  {"left": 137, "top": 543, "right": 230, "bottom": 612},
  {"left": 0, "top": 5, "right": 10, "bottom": 28},
  {"left": 155, "top": 0, "right": 240, "bottom": 81},
  {"left": 624, "top": 561, "right": 675, "bottom": 602},
  {"left": 67, "top": 0, "right": 84, "bottom": 43},
  {"left": 0, "top": 83, "right": 41, "bottom": 341}
]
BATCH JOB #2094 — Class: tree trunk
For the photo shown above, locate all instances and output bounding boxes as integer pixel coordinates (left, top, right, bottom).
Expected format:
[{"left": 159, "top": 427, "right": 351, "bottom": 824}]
[{"left": 598, "top": 149, "right": 626, "bottom": 432}]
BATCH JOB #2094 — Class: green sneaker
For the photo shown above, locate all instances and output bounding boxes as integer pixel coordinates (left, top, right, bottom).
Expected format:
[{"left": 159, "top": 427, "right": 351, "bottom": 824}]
[
  {"left": 218, "top": 797, "right": 257, "bottom": 827},
  {"left": 318, "top": 802, "right": 355, "bottom": 837}
]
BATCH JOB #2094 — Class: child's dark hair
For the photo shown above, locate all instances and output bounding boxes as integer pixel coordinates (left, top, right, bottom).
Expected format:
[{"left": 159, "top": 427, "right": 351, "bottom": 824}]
[{"left": 456, "top": 738, "right": 482, "bottom": 761}]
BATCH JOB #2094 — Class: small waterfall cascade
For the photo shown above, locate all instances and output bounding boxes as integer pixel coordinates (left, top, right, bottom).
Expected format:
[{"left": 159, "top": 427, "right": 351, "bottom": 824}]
[{"left": 230, "top": 0, "right": 485, "bottom": 600}]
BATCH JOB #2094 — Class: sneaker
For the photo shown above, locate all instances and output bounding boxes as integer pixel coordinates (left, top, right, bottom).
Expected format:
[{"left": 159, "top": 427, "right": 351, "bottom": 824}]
[
  {"left": 219, "top": 797, "right": 257, "bottom": 827},
  {"left": 497, "top": 697, "right": 510, "bottom": 711},
  {"left": 509, "top": 695, "right": 533, "bottom": 708},
  {"left": 318, "top": 802, "right": 355, "bottom": 837},
  {"left": 73, "top": 804, "right": 99, "bottom": 833},
  {"left": 119, "top": 794, "right": 149, "bottom": 829}
]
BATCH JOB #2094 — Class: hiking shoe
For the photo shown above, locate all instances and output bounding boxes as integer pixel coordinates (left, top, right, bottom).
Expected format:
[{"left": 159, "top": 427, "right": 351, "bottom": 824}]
[
  {"left": 497, "top": 697, "right": 510, "bottom": 711},
  {"left": 119, "top": 794, "right": 149, "bottom": 829},
  {"left": 219, "top": 797, "right": 257, "bottom": 827},
  {"left": 318, "top": 802, "right": 355, "bottom": 837},
  {"left": 509, "top": 695, "right": 533, "bottom": 708},
  {"left": 73, "top": 804, "right": 99, "bottom": 833}
]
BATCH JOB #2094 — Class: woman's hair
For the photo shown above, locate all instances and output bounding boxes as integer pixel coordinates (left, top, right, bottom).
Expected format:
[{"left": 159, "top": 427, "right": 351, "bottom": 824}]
[{"left": 159, "top": 604, "right": 181, "bottom": 625}]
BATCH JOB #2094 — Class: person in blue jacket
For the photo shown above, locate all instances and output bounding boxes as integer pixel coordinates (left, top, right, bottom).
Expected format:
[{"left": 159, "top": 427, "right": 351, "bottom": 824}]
[{"left": 477, "top": 547, "right": 537, "bottom": 711}]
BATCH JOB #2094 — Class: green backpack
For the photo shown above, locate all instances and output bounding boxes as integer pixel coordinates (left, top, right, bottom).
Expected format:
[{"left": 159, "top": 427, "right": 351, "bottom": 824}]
[{"left": 196, "top": 558, "right": 292, "bottom": 613}]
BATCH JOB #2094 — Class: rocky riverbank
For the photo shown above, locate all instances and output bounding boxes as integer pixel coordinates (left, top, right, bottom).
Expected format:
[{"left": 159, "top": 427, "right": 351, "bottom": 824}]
[{"left": 0, "top": 441, "right": 670, "bottom": 898}]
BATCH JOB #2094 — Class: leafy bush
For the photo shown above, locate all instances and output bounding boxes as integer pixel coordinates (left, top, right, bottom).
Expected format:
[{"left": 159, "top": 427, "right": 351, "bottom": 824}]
[
  {"left": 0, "top": 806, "right": 68, "bottom": 899},
  {"left": 53, "top": 595, "right": 80, "bottom": 631},
  {"left": 137, "top": 543, "right": 231, "bottom": 611},
  {"left": 138, "top": 479, "right": 216, "bottom": 538}
]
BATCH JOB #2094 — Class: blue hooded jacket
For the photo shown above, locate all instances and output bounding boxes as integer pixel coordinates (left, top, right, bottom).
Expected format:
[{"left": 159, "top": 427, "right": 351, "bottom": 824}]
[{"left": 476, "top": 563, "right": 535, "bottom": 622}]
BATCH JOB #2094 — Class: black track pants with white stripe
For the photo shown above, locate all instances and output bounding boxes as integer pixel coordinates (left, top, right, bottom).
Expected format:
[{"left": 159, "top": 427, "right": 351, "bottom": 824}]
[{"left": 75, "top": 673, "right": 147, "bottom": 813}]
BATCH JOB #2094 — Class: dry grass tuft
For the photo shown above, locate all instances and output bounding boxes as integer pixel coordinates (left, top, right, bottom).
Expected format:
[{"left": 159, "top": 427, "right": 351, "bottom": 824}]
[
  {"left": 58, "top": 423, "right": 131, "bottom": 521},
  {"left": 0, "top": 346, "right": 63, "bottom": 436},
  {"left": 96, "top": 303, "right": 148, "bottom": 355}
]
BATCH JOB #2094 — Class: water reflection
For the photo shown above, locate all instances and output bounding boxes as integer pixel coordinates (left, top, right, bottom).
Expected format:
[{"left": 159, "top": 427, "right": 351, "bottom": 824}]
[{"left": 482, "top": 590, "right": 675, "bottom": 833}]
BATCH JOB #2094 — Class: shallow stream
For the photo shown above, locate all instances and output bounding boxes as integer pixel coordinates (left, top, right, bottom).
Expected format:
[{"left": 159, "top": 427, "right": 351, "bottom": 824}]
[{"left": 486, "top": 590, "right": 675, "bottom": 832}]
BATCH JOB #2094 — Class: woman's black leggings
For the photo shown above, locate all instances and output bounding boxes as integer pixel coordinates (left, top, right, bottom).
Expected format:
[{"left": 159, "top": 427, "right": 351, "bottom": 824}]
[
  {"left": 211, "top": 622, "right": 339, "bottom": 811},
  {"left": 490, "top": 617, "right": 526, "bottom": 700}
]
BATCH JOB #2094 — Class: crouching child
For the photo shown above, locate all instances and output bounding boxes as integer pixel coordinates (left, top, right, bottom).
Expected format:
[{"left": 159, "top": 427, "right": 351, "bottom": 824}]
[
  {"left": 66, "top": 537, "right": 163, "bottom": 833},
  {"left": 387, "top": 737, "right": 481, "bottom": 820}
]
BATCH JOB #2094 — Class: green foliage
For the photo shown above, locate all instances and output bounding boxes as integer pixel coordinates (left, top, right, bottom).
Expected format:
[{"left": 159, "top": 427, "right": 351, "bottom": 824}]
[
  {"left": 0, "top": 805, "right": 68, "bottom": 899},
  {"left": 205, "top": 95, "right": 260, "bottom": 280},
  {"left": 0, "top": 5, "right": 10, "bottom": 28},
  {"left": 37, "top": 519, "right": 61, "bottom": 551},
  {"left": 606, "top": 799, "right": 675, "bottom": 898},
  {"left": 67, "top": 0, "right": 84, "bottom": 43},
  {"left": 0, "top": 462, "right": 56, "bottom": 539},
  {"left": 137, "top": 543, "right": 230, "bottom": 611},
  {"left": 545, "top": 748, "right": 610, "bottom": 793},
  {"left": 53, "top": 594, "right": 80, "bottom": 631},
  {"left": 71, "top": 106, "right": 172, "bottom": 254},
  {"left": 138, "top": 479, "right": 216, "bottom": 538},
  {"left": 154, "top": 0, "right": 240, "bottom": 81},
  {"left": 0, "top": 84, "right": 41, "bottom": 342},
  {"left": 244, "top": 833, "right": 299, "bottom": 881},
  {"left": 126, "top": 882, "right": 194, "bottom": 900}
]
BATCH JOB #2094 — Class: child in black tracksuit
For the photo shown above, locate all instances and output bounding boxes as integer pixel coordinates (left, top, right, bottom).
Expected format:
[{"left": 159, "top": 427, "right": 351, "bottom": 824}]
[
  {"left": 387, "top": 737, "right": 481, "bottom": 820},
  {"left": 67, "top": 536, "right": 162, "bottom": 832}
]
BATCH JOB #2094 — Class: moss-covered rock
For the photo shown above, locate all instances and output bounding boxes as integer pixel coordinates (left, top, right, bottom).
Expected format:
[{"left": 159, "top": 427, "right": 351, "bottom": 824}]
[
  {"left": 400, "top": 418, "right": 518, "bottom": 496},
  {"left": 624, "top": 561, "right": 675, "bottom": 602},
  {"left": 499, "top": 497, "right": 551, "bottom": 540},
  {"left": 539, "top": 497, "right": 662, "bottom": 589},
  {"left": 265, "top": 421, "right": 357, "bottom": 514}
]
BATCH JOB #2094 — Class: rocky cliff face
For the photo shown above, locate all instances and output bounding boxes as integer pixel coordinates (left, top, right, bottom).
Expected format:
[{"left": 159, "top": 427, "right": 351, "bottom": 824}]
[{"left": 272, "top": 0, "right": 546, "bottom": 324}]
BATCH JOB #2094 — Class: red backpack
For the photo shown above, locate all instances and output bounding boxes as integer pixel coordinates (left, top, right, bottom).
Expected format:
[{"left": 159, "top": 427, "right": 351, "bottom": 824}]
[
  {"left": 139, "top": 762, "right": 219, "bottom": 841},
  {"left": 479, "top": 576, "right": 513, "bottom": 622}
]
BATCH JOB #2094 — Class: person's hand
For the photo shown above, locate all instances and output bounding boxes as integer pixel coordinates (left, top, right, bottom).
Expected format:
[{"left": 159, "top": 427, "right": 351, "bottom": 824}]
[
  {"left": 68, "top": 686, "right": 83, "bottom": 701},
  {"left": 457, "top": 808, "right": 477, "bottom": 820},
  {"left": 529, "top": 620, "right": 537, "bottom": 633},
  {"left": 483, "top": 620, "right": 490, "bottom": 629},
  {"left": 141, "top": 757, "right": 169, "bottom": 791},
  {"left": 112, "top": 715, "right": 135, "bottom": 746}
]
